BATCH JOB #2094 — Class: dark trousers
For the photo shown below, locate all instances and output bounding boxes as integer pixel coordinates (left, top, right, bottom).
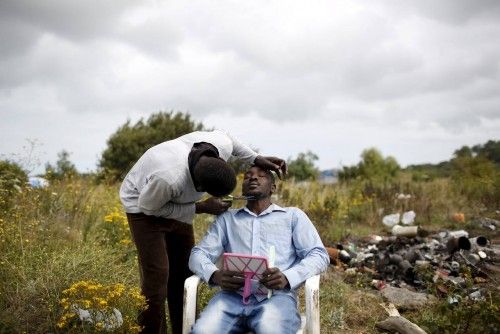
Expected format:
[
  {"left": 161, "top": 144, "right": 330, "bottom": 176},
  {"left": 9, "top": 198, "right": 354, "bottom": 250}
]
[{"left": 127, "top": 213, "right": 194, "bottom": 334}]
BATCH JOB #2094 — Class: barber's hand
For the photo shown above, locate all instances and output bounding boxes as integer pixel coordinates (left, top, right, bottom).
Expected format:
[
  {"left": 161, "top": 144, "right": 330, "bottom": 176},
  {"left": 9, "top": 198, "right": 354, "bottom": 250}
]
[
  {"left": 195, "top": 197, "right": 232, "bottom": 215},
  {"left": 260, "top": 267, "right": 290, "bottom": 290},
  {"left": 253, "top": 156, "right": 287, "bottom": 179},
  {"left": 210, "top": 270, "right": 245, "bottom": 291}
]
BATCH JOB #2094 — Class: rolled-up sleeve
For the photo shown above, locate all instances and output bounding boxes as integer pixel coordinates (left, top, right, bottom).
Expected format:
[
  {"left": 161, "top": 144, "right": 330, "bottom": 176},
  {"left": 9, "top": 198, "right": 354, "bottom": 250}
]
[
  {"left": 189, "top": 217, "right": 228, "bottom": 283},
  {"left": 137, "top": 175, "right": 196, "bottom": 223},
  {"left": 282, "top": 209, "right": 330, "bottom": 289}
]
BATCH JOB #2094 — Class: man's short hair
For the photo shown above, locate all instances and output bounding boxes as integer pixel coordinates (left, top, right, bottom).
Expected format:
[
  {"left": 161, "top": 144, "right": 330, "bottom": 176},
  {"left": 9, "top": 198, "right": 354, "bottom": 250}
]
[{"left": 195, "top": 157, "right": 237, "bottom": 197}]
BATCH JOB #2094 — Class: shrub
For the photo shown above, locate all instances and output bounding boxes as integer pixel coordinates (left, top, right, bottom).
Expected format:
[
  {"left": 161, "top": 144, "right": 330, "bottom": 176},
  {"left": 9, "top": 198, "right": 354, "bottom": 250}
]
[
  {"left": 57, "top": 280, "right": 146, "bottom": 333},
  {"left": 45, "top": 150, "right": 78, "bottom": 180},
  {"left": 287, "top": 151, "right": 320, "bottom": 181},
  {"left": 450, "top": 155, "right": 499, "bottom": 208},
  {"left": 0, "top": 160, "right": 28, "bottom": 210},
  {"left": 99, "top": 111, "right": 203, "bottom": 180},
  {"left": 339, "top": 148, "right": 400, "bottom": 184}
]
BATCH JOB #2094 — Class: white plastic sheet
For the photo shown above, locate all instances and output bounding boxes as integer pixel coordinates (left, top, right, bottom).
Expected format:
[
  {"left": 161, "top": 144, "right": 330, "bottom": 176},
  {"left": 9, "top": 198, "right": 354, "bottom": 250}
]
[
  {"left": 401, "top": 211, "right": 416, "bottom": 225},
  {"left": 382, "top": 213, "right": 400, "bottom": 228}
]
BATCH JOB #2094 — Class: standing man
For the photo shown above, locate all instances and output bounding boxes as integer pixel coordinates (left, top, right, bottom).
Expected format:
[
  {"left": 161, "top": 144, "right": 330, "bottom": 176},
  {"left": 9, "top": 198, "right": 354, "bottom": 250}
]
[{"left": 119, "top": 130, "right": 286, "bottom": 334}]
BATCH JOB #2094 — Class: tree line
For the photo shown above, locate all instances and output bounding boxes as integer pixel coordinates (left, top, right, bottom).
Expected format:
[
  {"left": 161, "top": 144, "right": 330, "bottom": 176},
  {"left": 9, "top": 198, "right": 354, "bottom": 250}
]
[{"left": 1, "top": 111, "right": 499, "bottom": 186}]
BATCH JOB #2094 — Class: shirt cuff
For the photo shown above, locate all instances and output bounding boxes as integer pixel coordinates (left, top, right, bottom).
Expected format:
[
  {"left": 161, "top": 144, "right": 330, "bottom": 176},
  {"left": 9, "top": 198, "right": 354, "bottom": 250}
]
[
  {"left": 282, "top": 268, "right": 302, "bottom": 290},
  {"left": 202, "top": 264, "right": 219, "bottom": 285}
]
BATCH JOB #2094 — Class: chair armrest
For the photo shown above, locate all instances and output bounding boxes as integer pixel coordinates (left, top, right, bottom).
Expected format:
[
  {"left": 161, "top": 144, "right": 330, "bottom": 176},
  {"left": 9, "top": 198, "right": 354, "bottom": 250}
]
[
  {"left": 305, "top": 274, "right": 320, "bottom": 334},
  {"left": 183, "top": 275, "right": 201, "bottom": 334}
]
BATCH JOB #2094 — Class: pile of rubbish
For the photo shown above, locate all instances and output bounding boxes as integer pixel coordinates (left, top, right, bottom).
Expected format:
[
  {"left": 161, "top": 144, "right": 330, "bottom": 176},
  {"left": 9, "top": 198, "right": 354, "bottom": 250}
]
[{"left": 326, "top": 214, "right": 500, "bottom": 303}]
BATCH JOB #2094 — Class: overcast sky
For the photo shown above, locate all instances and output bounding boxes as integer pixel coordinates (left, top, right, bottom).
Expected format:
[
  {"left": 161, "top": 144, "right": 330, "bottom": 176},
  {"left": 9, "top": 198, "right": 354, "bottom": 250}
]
[{"left": 1, "top": 0, "right": 499, "bottom": 174}]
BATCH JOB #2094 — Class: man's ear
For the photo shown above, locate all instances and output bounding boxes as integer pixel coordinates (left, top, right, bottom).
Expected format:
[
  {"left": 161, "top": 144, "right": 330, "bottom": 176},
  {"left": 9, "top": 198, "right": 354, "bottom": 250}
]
[{"left": 270, "top": 183, "right": 277, "bottom": 195}]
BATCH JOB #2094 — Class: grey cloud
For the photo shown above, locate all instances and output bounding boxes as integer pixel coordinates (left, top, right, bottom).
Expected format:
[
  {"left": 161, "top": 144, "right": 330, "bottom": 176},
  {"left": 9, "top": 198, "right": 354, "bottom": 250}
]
[
  {"left": 0, "top": 0, "right": 136, "bottom": 41},
  {"left": 409, "top": 0, "right": 500, "bottom": 24},
  {"left": 0, "top": 1, "right": 182, "bottom": 69},
  {"left": 378, "top": 0, "right": 500, "bottom": 24},
  {"left": 0, "top": 17, "right": 40, "bottom": 59},
  {"left": 115, "top": 18, "right": 182, "bottom": 59},
  {"left": 1, "top": 0, "right": 500, "bottom": 172}
]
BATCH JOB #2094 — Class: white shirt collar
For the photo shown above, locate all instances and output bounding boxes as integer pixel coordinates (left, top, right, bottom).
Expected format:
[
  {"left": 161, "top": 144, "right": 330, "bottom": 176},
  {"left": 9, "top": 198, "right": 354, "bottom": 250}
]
[{"left": 238, "top": 203, "right": 286, "bottom": 217}]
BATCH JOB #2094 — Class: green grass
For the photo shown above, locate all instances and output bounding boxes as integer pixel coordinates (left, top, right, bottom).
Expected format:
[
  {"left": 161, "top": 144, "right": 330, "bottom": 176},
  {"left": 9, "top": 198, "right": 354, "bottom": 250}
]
[{"left": 0, "top": 174, "right": 498, "bottom": 333}]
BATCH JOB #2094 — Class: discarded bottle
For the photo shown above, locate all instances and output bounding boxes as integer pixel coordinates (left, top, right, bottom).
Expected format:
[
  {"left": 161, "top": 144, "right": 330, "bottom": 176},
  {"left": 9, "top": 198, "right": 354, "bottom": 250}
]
[{"left": 392, "top": 225, "right": 418, "bottom": 237}]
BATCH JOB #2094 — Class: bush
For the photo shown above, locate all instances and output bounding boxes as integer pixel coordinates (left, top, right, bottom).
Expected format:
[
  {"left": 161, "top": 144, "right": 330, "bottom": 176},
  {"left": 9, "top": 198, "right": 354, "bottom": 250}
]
[
  {"left": 287, "top": 151, "right": 320, "bottom": 181},
  {"left": 99, "top": 111, "right": 203, "bottom": 181},
  {"left": 45, "top": 150, "right": 78, "bottom": 180},
  {"left": 339, "top": 148, "right": 400, "bottom": 184},
  {"left": 450, "top": 155, "right": 499, "bottom": 208},
  {"left": 0, "top": 160, "right": 28, "bottom": 210}
]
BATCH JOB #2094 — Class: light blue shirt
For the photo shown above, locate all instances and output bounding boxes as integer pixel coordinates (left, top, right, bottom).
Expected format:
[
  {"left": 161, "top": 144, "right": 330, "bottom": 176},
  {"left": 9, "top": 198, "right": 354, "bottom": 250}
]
[{"left": 189, "top": 203, "right": 329, "bottom": 297}]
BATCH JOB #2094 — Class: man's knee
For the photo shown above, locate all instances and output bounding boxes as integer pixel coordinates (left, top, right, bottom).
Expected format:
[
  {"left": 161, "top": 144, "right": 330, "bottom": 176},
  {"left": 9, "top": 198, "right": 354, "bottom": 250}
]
[
  {"left": 191, "top": 298, "right": 228, "bottom": 334},
  {"left": 255, "top": 296, "right": 300, "bottom": 333},
  {"left": 192, "top": 292, "right": 241, "bottom": 334}
]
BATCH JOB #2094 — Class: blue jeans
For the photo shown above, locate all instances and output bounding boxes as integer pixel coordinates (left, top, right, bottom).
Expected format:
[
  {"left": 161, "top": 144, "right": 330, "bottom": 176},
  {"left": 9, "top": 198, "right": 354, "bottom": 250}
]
[{"left": 191, "top": 291, "right": 301, "bottom": 334}]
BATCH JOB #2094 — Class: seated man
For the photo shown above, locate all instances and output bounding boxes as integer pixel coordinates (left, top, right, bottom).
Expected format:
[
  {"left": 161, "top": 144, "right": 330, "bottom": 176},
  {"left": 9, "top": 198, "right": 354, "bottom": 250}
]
[{"left": 189, "top": 165, "right": 330, "bottom": 334}]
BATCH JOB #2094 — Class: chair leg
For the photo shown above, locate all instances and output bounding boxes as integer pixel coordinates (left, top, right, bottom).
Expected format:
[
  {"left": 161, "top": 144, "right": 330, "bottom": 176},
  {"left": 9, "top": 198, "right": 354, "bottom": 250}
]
[
  {"left": 182, "top": 275, "right": 201, "bottom": 334},
  {"left": 305, "top": 275, "right": 320, "bottom": 334}
]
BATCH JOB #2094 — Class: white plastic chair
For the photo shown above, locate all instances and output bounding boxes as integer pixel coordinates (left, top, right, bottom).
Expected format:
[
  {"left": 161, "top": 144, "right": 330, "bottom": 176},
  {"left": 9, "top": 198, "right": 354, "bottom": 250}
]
[{"left": 182, "top": 274, "right": 321, "bottom": 334}]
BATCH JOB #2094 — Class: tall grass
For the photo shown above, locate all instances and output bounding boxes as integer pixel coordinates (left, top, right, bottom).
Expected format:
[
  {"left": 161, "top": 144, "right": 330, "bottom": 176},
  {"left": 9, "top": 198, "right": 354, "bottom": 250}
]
[{"left": 0, "top": 172, "right": 498, "bottom": 333}]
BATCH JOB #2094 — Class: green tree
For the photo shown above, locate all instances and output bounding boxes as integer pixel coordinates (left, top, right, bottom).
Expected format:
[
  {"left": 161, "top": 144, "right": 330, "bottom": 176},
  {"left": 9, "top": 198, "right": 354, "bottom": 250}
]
[
  {"left": 450, "top": 154, "right": 498, "bottom": 206},
  {"left": 454, "top": 145, "right": 473, "bottom": 158},
  {"left": 471, "top": 140, "right": 500, "bottom": 165},
  {"left": 99, "top": 111, "right": 203, "bottom": 180},
  {"left": 45, "top": 150, "right": 78, "bottom": 180},
  {"left": 358, "top": 148, "right": 400, "bottom": 182},
  {"left": 0, "top": 160, "right": 28, "bottom": 210},
  {"left": 287, "top": 151, "right": 320, "bottom": 181},
  {"left": 339, "top": 148, "right": 400, "bottom": 183}
]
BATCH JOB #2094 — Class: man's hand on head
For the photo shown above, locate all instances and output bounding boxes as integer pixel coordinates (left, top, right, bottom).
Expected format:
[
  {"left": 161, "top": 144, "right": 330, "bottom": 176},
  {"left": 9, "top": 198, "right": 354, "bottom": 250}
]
[
  {"left": 195, "top": 197, "right": 232, "bottom": 215},
  {"left": 260, "top": 267, "right": 290, "bottom": 290},
  {"left": 253, "top": 156, "right": 287, "bottom": 179},
  {"left": 210, "top": 270, "right": 245, "bottom": 291}
]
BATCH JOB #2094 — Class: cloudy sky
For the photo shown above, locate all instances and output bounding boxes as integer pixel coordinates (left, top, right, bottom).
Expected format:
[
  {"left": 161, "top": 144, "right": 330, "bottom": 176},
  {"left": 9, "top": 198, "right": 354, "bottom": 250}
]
[{"left": 1, "top": 0, "right": 499, "bottom": 174}]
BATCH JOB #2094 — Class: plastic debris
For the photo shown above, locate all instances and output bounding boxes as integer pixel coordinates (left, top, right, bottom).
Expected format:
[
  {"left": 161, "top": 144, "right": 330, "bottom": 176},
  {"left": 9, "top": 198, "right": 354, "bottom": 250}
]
[
  {"left": 392, "top": 225, "right": 418, "bottom": 237},
  {"left": 329, "top": 221, "right": 497, "bottom": 305},
  {"left": 383, "top": 213, "right": 401, "bottom": 228},
  {"left": 28, "top": 176, "right": 49, "bottom": 188},
  {"left": 401, "top": 211, "right": 416, "bottom": 225},
  {"left": 73, "top": 305, "right": 123, "bottom": 331}
]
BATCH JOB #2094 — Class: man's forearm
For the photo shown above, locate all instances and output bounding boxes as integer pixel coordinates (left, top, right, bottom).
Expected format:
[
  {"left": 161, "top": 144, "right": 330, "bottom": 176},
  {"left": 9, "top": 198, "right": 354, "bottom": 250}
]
[{"left": 283, "top": 248, "right": 329, "bottom": 289}]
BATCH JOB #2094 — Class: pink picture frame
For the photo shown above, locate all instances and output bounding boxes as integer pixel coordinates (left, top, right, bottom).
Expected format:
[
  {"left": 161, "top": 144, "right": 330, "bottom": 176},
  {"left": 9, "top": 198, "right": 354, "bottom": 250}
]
[{"left": 223, "top": 253, "right": 269, "bottom": 304}]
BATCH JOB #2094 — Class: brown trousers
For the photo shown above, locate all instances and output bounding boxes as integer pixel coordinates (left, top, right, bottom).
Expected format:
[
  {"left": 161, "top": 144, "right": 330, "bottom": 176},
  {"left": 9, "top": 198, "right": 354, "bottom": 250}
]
[{"left": 127, "top": 213, "right": 194, "bottom": 334}]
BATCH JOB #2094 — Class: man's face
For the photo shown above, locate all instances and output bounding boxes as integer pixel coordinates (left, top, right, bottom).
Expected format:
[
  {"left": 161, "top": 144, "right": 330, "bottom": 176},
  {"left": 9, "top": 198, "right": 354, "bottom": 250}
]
[{"left": 242, "top": 166, "right": 275, "bottom": 198}]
